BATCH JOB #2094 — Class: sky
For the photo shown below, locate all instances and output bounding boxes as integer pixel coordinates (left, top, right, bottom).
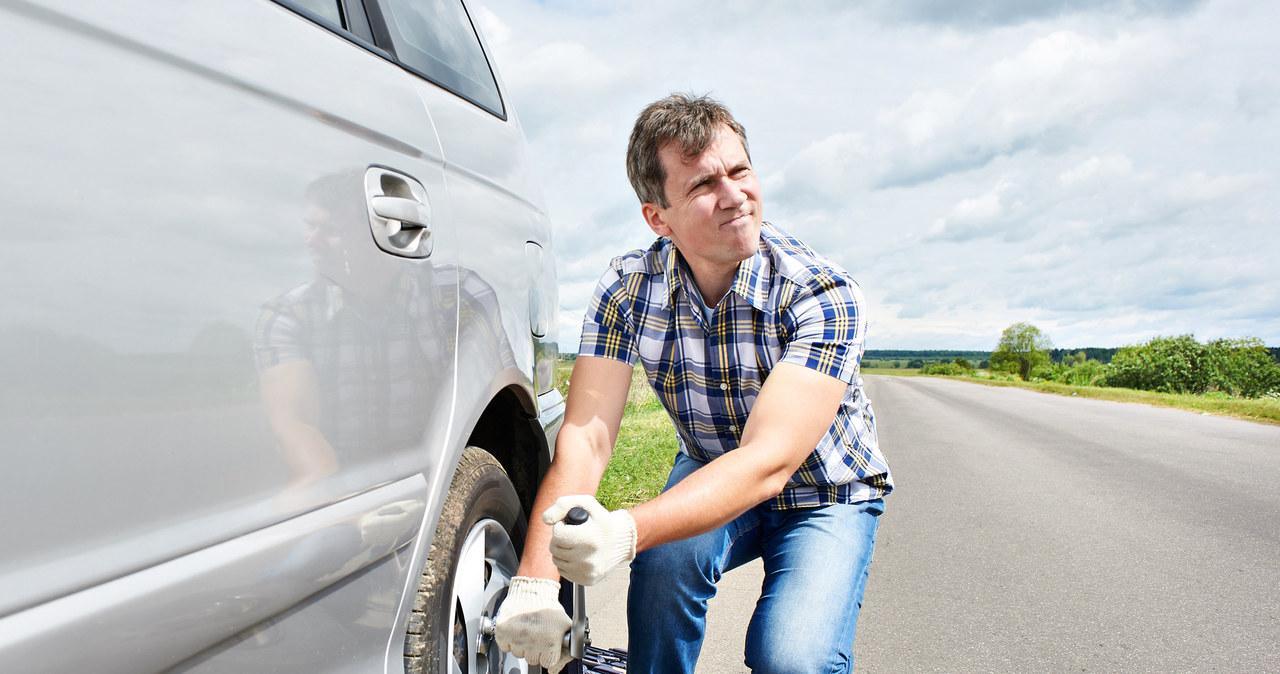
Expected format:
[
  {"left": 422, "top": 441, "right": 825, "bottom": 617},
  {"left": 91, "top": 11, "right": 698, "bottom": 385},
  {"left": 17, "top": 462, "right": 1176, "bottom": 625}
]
[{"left": 474, "top": 0, "right": 1279, "bottom": 352}]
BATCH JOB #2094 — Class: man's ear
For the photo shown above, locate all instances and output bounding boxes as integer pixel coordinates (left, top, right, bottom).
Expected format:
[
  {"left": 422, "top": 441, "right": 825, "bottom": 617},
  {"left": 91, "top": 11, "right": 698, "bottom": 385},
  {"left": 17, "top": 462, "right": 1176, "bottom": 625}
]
[{"left": 642, "top": 202, "right": 670, "bottom": 237}]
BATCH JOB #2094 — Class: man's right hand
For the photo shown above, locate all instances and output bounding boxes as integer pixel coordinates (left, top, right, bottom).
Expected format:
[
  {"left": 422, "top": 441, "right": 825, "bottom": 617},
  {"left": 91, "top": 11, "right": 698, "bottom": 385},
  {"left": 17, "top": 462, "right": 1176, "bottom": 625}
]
[{"left": 493, "top": 576, "right": 573, "bottom": 673}]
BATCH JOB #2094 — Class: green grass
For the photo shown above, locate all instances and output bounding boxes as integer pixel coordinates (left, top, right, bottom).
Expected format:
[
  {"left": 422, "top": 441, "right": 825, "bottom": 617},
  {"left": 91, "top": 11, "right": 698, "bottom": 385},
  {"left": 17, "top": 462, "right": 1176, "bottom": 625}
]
[
  {"left": 555, "top": 361, "right": 678, "bottom": 510},
  {"left": 879, "top": 369, "right": 1280, "bottom": 426}
]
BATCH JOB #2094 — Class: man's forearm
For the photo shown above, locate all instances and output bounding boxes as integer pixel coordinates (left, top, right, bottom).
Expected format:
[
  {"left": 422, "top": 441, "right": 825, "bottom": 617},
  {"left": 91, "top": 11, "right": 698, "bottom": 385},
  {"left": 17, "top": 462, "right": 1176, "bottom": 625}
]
[
  {"left": 626, "top": 440, "right": 791, "bottom": 551},
  {"left": 516, "top": 429, "right": 613, "bottom": 579},
  {"left": 516, "top": 356, "right": 633, "bottom": 579},
  {"left": 629, "top": 362, "right": 848, "bottom": 552}
]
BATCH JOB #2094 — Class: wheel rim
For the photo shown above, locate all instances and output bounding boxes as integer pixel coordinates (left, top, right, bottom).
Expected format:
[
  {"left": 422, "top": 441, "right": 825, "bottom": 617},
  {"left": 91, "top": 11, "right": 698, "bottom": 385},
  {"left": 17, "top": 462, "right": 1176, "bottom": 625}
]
[{"left": 448, "top": 518, "right": 526, "bottom": 674}]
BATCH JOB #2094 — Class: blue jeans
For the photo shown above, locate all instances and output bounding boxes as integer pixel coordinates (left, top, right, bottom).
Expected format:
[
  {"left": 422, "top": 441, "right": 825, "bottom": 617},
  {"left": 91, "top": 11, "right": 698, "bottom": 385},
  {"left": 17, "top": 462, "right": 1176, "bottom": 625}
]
[{"left": 627, "top": 453, "right": 884, "bottom": 673}]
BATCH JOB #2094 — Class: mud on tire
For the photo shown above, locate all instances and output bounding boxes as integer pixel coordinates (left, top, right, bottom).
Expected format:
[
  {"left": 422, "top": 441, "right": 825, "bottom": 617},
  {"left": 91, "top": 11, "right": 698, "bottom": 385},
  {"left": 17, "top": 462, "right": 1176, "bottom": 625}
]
[{"left": 404, "top": 447, "right": 529, "bottom": 674}]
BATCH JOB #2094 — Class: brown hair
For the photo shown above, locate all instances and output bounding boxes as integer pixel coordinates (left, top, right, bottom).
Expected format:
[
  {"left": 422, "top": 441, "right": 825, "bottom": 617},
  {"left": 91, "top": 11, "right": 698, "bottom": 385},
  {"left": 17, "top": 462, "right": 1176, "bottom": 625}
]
[{"left": 625, "top": 93, "right": 749, "bottom": 208}]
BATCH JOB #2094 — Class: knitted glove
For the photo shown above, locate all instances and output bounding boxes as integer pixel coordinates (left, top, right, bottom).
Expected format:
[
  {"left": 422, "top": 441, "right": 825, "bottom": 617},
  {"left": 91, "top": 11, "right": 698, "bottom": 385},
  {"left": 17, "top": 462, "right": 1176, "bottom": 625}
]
[
  {"left": 543, "top": 495, "right": 637, "bottom": 586},
  {"left": 493, "top": 576, "right": 573, "bottom": 673}
]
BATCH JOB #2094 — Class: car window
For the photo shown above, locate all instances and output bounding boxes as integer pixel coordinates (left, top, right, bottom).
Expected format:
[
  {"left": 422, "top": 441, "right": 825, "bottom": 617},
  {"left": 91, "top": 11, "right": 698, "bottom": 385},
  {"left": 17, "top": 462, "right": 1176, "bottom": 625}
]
[
  {"left": 282, "top": 0, "right": 344, "bottom": 27},
  {"left": 378, "top": 0, "right": 504, "bottom": 117}
]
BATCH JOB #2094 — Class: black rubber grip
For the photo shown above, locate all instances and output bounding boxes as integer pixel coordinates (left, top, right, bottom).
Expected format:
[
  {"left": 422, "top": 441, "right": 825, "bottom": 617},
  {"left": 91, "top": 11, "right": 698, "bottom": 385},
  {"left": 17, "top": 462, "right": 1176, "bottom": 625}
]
[{"left": 565, "top": 506, "right": 589, "bottom": 525}]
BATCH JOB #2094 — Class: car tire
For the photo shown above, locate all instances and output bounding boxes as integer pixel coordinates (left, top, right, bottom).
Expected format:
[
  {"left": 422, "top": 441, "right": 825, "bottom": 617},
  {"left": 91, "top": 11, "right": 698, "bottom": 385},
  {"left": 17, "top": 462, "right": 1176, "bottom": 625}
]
[{"left": 405, "top": 447, "right": 531, "bottom": 674}]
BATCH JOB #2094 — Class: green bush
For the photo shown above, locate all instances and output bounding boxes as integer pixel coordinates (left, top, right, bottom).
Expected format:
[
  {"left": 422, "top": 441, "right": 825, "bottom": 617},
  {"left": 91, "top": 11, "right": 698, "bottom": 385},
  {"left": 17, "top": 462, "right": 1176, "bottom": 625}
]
[
  {"left": 920, "top": 359, "right": 974, "bottom": 376},
  {"left": 1205, "top": 337, "right": 1280, "bottom": 397},
  {"left": 1065, "top": 360, "right": 1108, "bottom": 387},
  {"left": 1108, "top": 335, "right": 1211, "bottom": 394},
  {"left": 1107, "top": 335, "right": 1279, "bottom": 398}
]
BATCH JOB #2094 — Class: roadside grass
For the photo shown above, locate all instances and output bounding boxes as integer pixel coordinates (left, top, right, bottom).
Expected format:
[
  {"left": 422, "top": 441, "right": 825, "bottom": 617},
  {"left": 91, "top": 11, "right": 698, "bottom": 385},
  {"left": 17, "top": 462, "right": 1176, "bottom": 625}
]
[
  {"left": 879, "top": 369, "right": 1280, "bottom": 426},
  {"left": 555, "top": 361, "right": 678, "bottom": 510}
]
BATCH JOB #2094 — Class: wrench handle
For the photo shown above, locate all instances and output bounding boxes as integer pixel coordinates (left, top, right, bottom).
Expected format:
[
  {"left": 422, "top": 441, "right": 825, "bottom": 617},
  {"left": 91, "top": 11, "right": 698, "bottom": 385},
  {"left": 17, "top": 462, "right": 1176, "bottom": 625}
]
[
  {"left": 564, "top": 506, "right": 589, "bottom": 525},
  {"left": 560, "top": 506, "right": 591, "bottom": 658}
]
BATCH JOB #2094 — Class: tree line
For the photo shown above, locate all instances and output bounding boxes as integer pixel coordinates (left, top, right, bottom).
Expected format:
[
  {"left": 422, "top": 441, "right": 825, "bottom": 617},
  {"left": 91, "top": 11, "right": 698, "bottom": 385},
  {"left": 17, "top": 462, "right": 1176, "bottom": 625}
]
[{"left": 916, "top": 323, "right": 1280, "bottom": 399}]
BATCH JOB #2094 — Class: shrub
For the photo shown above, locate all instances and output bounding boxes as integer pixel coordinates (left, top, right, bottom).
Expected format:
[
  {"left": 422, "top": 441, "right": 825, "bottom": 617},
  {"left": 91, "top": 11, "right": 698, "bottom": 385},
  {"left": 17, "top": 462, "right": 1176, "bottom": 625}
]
[
  {"left": 920, "top": 361, "right": 973, "bottom": 376},
  {"left": 1107, "top": 334, "right": 1280, "bottom": 398},
  {"left": 1205, "top": 337, "right": 1280, "bottom": 397},
  {"left": 1065, "top": 360, "right": 1108, "bottom": 387},
  {"left": 1108, "top": 335, "right": 1210, "bottom": 394}
]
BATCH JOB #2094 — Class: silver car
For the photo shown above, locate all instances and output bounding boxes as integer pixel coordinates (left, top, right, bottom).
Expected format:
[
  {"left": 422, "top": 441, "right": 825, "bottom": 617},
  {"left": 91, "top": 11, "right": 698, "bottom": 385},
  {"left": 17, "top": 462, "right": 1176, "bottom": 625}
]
[{"left": 0, "top": 1, "right": 562, "bottom": 672}]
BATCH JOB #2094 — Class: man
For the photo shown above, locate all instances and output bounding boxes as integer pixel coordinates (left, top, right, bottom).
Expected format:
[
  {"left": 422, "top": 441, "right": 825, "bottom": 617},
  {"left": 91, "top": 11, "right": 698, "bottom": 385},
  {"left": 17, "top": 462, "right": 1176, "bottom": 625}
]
[{"left": 494, "top": 93, "right": 892, "bottom": 673}]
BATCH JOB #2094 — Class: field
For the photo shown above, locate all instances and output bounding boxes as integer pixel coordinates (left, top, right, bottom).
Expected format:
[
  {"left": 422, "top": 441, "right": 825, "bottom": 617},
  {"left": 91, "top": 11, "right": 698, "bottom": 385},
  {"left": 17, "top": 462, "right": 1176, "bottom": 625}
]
[{"left": 554, "top": 361, "right": 677, "bottom": 510}]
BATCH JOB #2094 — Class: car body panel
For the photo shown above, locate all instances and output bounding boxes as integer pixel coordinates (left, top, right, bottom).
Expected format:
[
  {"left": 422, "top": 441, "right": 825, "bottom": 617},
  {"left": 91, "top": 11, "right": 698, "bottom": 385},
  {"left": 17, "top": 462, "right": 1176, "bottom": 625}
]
[{"left": 0, "top": 0, "right": 559, "bottom": 670}]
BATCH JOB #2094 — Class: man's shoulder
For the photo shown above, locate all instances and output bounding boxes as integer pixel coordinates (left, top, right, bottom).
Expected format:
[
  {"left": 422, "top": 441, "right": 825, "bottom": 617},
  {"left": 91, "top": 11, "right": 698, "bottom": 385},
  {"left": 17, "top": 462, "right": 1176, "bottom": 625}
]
[
  {"left": 761, "top": 222, "right": 856, "bottom": 292},
  {"left": 607, "top": 237, "right": 669, "bottom": 279}
]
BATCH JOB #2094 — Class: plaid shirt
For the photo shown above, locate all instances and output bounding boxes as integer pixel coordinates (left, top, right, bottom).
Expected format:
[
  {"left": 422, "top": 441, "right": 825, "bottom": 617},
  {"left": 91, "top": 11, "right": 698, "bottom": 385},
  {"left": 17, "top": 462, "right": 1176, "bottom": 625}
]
[
  {"left": 580, "top": 222, "right": 892, "bottom": 509},
  {"left": 254, "top": 269, "right": 453, "bottom": 456}
]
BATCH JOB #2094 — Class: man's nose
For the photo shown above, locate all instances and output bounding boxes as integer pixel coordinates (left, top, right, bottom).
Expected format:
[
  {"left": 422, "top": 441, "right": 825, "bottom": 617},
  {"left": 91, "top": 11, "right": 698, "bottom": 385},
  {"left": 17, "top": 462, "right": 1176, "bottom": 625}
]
[{"left": 715, "top": 177, "right": 746, "bottom": 209}]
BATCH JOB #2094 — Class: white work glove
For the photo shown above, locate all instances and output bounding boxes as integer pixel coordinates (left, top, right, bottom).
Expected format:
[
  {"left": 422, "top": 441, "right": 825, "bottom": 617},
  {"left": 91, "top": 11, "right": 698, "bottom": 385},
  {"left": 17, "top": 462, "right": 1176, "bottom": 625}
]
[
  {"left": 543, "top": 495, "right": 637, "bottom": 586},
  {"left": 493, "top": 576, "right": 573, "bottom": 673}
]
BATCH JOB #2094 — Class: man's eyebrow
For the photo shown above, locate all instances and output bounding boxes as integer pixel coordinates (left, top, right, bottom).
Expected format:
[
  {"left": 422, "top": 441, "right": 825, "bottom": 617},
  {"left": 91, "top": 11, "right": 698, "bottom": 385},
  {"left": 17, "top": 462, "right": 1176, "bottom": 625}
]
[
  {"left": 682, "top": 171, "right": 714, "bottom": 193},
  {"left": 680, "top": 166, "right": 725, "bottom": 195}
]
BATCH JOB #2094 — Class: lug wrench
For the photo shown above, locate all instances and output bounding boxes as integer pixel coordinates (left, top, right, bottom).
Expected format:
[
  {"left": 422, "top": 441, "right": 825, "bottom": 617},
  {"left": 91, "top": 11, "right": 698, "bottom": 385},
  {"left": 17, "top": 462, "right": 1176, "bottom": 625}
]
[
  {"left": 562, "top": 505, "right": 591, "bottom": 660},
  {"left": 481, "top": 506, "right": 593, "bottom": 663}
]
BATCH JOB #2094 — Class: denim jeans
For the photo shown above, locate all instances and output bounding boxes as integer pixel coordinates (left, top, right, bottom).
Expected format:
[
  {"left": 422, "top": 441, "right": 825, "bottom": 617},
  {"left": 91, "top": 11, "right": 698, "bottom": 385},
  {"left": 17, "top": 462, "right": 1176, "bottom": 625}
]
[{"left": 626, "top": 453, "right": 883, "bottom": 674}]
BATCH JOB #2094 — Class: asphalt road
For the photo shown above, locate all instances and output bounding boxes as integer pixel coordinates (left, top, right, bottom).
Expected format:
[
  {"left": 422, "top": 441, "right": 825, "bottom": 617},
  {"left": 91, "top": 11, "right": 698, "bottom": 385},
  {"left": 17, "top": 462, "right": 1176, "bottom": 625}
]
[{"left": 587, "top": 375, "right": 1280, "bottom": 672}]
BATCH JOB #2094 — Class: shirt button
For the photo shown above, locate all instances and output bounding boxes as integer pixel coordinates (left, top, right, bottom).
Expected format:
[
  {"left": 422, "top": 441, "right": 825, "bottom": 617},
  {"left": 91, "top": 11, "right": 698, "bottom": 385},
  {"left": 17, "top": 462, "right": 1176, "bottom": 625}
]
[
  {"left": 729, "top": 425, "right": 738, "bottom": 433},
  {"left": 719, "top": 383, "right": 728, "bottom": 391}
]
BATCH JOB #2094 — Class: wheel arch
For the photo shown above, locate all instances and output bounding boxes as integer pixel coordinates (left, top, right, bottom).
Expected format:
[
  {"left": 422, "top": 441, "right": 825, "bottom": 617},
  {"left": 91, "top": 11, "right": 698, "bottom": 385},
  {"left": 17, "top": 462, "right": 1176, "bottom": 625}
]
[{"left": 464, "top": 385, "right": 551, "bottom": 519}]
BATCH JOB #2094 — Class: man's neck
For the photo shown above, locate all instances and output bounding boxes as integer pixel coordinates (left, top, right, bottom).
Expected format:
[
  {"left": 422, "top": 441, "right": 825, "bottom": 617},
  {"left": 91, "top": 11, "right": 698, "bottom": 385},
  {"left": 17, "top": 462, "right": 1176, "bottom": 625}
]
[{"left": 686, "top": 262, "right": 736, "bottom": 308}]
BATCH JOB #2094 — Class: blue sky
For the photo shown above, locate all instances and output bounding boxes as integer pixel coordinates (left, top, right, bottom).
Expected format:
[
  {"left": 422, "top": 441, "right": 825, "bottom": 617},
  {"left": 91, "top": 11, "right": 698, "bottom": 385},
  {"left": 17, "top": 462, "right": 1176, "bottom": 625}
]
[{"left": 476, "top": 0, "right": 1279, "bottom": 351}]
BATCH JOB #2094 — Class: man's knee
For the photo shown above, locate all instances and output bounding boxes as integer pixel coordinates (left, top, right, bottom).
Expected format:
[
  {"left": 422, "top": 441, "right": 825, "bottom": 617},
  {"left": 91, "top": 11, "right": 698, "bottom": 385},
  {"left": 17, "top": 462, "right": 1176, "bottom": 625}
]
[
  {"left": 744, "top": 634, "right": 851, "bottom": 674},
  {"left": 630, "top": 536, "right": 719, "bottom": 588}
]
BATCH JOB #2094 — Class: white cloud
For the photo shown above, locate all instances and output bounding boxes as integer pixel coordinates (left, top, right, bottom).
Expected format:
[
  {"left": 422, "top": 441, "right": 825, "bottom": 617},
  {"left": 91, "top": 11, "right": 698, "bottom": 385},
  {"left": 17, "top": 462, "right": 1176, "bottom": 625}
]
[
  {"left": 1059, "top": 154, "right": 1132, "bottom": 186},
  {"left": 929, "top": 180, "right": 1012, "bottom": 238},
  {"left": 1235, "top": 71, "right": 1280, "bottom": 119},
  {"left": 872, "top": 29, "right": 1179, "bottom": 188}
]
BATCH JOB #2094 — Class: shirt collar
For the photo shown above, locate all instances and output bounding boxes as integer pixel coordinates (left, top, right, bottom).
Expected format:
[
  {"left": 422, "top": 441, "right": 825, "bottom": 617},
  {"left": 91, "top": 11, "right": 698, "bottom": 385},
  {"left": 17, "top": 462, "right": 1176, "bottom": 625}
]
[
  {"left": 317, "top": 267, "right": 416, "bottom": 322},
  {"left": 659, "top": 227, "right": 772, "bottom": 312}
]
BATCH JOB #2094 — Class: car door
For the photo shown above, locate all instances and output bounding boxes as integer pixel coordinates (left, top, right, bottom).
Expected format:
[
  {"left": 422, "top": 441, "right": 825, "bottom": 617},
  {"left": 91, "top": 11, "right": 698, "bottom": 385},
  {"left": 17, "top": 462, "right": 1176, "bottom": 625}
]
[{"left": 0, "top": 0, "right": 461, "bottom": 670}]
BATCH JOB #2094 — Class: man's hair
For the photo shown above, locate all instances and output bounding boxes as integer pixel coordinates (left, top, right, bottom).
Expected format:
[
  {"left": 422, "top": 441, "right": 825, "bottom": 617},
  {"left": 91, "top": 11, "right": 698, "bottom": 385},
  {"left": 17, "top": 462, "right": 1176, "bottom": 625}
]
[{"left": 626, "top": 93, "right": 750, "bottom": 208}]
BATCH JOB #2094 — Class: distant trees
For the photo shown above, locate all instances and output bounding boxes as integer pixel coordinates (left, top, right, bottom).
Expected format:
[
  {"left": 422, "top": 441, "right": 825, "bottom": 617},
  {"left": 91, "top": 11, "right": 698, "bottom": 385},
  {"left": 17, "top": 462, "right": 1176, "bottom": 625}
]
[{"left": 991, "top": 322, "right": 1053, "bottom": 380}]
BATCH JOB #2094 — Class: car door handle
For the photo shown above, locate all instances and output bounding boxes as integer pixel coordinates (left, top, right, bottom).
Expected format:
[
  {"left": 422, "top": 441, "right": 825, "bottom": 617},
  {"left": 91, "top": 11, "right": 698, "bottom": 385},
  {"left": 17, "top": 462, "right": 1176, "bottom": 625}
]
[
  {"left": 370, "top": 195, "right": 431, "bottom": 234},
  {"left": 364, "top": 166, "right": 434, "bottom": 258}
]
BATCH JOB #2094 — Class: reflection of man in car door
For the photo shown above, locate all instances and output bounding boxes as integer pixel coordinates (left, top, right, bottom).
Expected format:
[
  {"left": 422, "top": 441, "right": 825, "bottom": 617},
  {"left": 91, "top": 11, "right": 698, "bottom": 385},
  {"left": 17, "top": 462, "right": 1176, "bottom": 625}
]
[{"left": 253, "top": 171, "right": 454, "bottom": 511}]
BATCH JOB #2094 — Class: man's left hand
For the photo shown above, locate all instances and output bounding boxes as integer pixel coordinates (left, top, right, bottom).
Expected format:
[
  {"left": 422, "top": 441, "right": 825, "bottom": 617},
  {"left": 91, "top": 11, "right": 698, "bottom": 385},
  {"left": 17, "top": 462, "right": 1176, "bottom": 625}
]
[{"left": 543, "top": 495, "right": 637, "bottom": 586}]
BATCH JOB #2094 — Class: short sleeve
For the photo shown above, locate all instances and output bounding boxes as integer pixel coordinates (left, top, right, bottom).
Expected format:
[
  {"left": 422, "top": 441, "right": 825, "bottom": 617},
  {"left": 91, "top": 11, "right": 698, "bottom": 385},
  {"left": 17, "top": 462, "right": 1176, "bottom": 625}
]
[
  {"left": 577, "top": 266, "right": 640, "bottom": 366},
  {"left": 253, "top": 298, "right": 306, "bottom": 372},
  {"left": 778, "top": 275, "right": 866, "bottom": 384}
]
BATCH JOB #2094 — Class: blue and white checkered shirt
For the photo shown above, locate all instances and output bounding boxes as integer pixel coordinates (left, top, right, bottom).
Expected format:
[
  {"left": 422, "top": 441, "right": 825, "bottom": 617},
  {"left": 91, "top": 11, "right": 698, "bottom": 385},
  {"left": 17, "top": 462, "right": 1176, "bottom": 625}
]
[{"left": 579, "top": 222, "right": 892, "bottom": 509}]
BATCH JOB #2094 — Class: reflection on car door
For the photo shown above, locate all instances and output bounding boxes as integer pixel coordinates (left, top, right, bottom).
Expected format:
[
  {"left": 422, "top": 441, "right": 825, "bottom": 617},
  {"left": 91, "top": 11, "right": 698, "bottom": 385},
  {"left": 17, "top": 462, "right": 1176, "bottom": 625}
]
[{"left": 0, "top": 1, "right": 459, "bottom": 670}]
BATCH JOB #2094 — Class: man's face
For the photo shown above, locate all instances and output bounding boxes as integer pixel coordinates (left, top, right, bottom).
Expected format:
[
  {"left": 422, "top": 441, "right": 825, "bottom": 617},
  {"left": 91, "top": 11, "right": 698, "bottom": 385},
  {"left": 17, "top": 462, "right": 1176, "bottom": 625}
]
[
  {"left": 303, "top": 204, "right": 345, "bottom": 277},
  {"left": 642, "top": 124, "right": 763, "bottom": 285}
]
